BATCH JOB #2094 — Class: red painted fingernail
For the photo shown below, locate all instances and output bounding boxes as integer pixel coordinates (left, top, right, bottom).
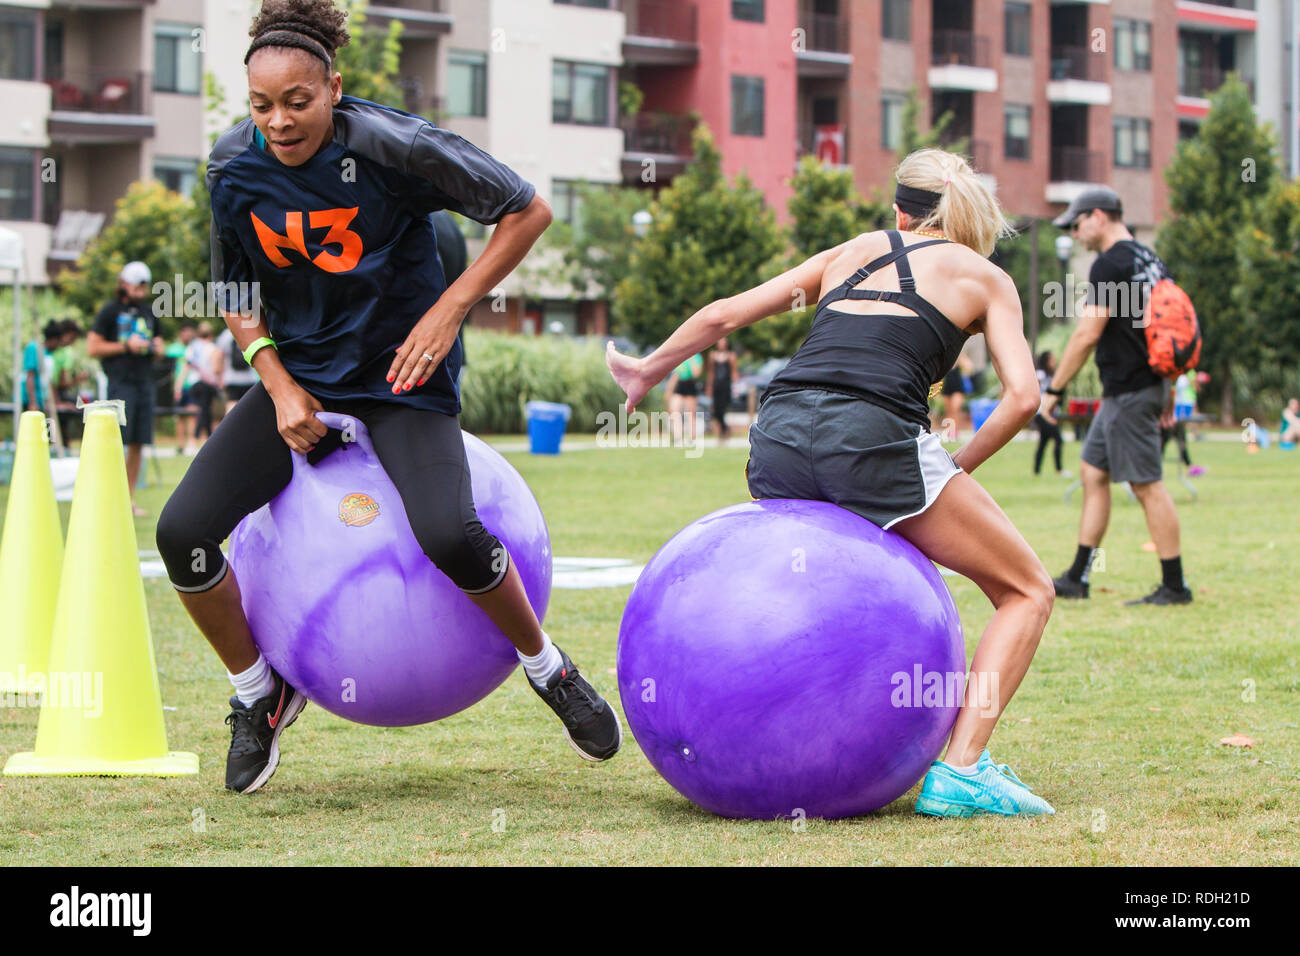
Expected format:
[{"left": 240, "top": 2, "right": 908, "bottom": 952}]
[
  {"left": 403, "top": 383, "right": 411, "bottom": 391},
  {"left": 387, "top": 374, "right": 394, "bottom": 382},
  {"left": 417, "top": 378, "right": 426, "bottom": 387}
]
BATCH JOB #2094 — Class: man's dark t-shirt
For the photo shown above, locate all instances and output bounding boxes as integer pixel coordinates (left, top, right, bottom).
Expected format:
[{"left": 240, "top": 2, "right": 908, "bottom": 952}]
[
  {"left": 1084, "top": 239, "right": 1167, "bottom": 396},
  {"left": 92, "top": 299, "right": 159, "bottom": 384}
]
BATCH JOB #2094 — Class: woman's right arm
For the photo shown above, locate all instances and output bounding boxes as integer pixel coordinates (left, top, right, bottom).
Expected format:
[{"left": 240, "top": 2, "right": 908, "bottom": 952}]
[
  {"left": 211, "top": 205, "right": 324, "bottom": 452},
  {"left": 608, "top": 244, "right": 845, "bottom": 412},
  {"left": 220, "top": 310, "right": 325, "bottom": 454}
]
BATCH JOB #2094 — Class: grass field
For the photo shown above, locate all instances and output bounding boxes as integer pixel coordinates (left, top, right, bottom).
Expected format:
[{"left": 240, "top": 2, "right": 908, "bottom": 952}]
[{"left": 1, "top": 430, "right": 1297, "bottom": 865}]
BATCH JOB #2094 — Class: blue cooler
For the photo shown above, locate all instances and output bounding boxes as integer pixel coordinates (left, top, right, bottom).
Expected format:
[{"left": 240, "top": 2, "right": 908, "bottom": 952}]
[
  {"left": 525, "top": 401, "right": 571, "bottom": 455},
  {"left": 969, "top": 398, "right": 999, "bottom": 432}
]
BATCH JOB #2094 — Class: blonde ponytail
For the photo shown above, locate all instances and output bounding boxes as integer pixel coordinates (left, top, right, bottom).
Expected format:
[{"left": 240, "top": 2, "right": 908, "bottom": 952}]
[{"left": 895, "top": 148, "right": 1015, "bottom": 257}]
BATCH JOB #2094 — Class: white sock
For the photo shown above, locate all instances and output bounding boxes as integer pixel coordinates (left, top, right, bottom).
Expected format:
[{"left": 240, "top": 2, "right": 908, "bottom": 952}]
[
  {"left": 518, "top": 631, "right": 563, "bottom": 689},
  {"left": 946, "top": 760, "right": 980, "bottom": 776},
  {"left": 228, "top": 654, "right": 275, "bottom": 707}
]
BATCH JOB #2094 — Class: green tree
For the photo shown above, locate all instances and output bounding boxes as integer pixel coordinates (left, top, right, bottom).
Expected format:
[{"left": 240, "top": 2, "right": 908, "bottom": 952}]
[
  {"left": 786, "top": 154, "right": 891, "bottom": 260},
  {"left": 896, "top": 87, "right": 968, "bottom": 163},
  {"left": 613, "top": 124, "right": 784, "bottom": 350},
  {"left": 1158, "top": 74, "right": 1278, "bottom": 422},
  {"left": 55, "top": 180, "right": 199, "bottom": 330},
  {"left": 1231, "top": 178, "right": 1300, "bottom": 418},
  {"left": 523, "top": 182, "right": 649, "bottom": 304},
  {"left": 334, "top": 0, "right": 408, "bottom": 114}
]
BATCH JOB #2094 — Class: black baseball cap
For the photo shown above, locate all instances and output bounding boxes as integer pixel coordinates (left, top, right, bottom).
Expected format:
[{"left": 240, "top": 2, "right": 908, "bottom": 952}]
[{"left": 1052, "top": 186, "right": 1123, "bottom": 229}]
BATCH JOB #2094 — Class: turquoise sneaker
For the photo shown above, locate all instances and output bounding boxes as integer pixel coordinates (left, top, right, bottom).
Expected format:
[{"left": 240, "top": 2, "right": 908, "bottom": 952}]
[{"left": 914, "top": 750, "right": 1055, "bottom": 817}]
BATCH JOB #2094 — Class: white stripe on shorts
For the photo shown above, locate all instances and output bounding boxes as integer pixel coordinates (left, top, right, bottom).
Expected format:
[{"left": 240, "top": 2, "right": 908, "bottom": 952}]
[{"left": 882, "top": 427, "right": 962, "bottom": 529}]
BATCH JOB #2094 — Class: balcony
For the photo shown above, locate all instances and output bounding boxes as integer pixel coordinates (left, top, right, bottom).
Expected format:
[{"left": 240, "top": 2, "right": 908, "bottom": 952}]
[
  {"left": 1047, "top": 45, "right": 1111, "bottom": 104},
  {"left": 622, "top": 0, "right": 698, "bottom": 66},
  {"left": 48, "top": 0, "right": 155, "bottom": 7},
  {"left": 621, "top": 111, "right": 695, "bottom": 183},
  {"left": 1179, "top": 64, "right": 1253, "bottom": 99},
  {"left": 399, "top": 78, "right": 445, "bottom": 120},
  {"left": 929, "top": 32, "right": 997, "bottom": 91},
  {"left": 1048, "top": 145, "right": 1105, "bottom": 202},
  {"left": 796, "top": 9, "right": 851, "bottom": 77},
  {"left": 366, "top": 0, "right": 453, "bottom": 38},
  {"left": 47, "top": 70, "right": 155, "bottom": 142},
  {"left": 1176, "top": 1, "right": 1258, "bottom": 33},
  {"left": 797, "top": 121, "right": 848, "bottom": 166}
]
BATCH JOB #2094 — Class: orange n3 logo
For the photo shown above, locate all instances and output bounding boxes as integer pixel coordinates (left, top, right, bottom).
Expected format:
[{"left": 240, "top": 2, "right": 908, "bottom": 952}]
[{"left": 251, "top": 207, "right": 363, "bottom": 273}]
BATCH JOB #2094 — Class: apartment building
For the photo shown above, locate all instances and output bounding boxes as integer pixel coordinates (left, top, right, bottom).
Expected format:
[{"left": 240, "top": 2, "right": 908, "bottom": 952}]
[
  {"left": 4, "top": 0, "right": 1296, "bottom": 316},
  {"left": 0, "top": 0, "right": 225, "bottom": 285}
]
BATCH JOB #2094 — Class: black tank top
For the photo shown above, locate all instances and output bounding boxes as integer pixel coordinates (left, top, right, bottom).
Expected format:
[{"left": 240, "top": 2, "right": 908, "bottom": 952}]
[
  {"left": 762, "top": 230, "right": 972, "bottom": 428},
  {"left": 712, "top": 352, "right": 732, "bottom": 388}
]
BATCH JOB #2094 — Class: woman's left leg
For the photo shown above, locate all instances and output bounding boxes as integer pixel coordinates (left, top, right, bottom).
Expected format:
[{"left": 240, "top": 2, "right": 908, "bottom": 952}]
[
  {"left": 890, "top": 472, "right": 1055, "bottom": 767},
  {"left": 360, "top": 403, "right": 541, "bottom": 654}
]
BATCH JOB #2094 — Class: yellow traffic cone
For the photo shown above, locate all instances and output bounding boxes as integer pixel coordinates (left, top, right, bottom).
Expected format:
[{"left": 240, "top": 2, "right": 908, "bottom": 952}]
[
  {"left": 4, "top": 405, "right": 198, "bottom": 776},
  {"left": 0, "top": 411, "right": 63, "bottom": 695}
]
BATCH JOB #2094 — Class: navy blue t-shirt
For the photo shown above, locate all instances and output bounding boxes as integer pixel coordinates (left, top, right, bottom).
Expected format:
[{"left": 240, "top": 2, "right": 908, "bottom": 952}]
[{"left": 207, "top": 95, "right": 534, "bottom": 413}]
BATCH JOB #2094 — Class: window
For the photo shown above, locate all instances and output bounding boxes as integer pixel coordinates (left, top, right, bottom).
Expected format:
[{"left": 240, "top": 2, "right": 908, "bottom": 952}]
[
  {"left": 448, "top": 50, "right": 487, "bottom": 117},
  {"left": 554, "top": 0, "right": 612, "bottom": 7},
  {"left": 0, "top": 147, "right": 35, "bottom": 220},
  {"left": 154, "top": 158, "right": 200, "bottom": 197},
  {"left": 552, "top": 179, "right": 585, "bottom": 229},
  {"left": 731, "top": 76, "right": 765, "bottom": 137},
  {"left": 0, "top": 8, "right": 36, "bottom": 81},
  {"left": 732, "top": 0, "right": 765, "bottom": 22},
  {"left": 881, "top": 93, "right": 905, "bottom": 150},
  {"left": 1004, "top": 2, "right": 1031, "bottom": 57},
  {"left": 1004, "top": 105, "right": 1030, "bottom": 160},
  {"left": 553, "top": 60, "right": 612, "bottom": 125},
  {"left": 154, "top": 23, "right": 202, "bottom": 94},
  {"left": 1114, "top": 117, "right": 1151, "bottom": 168},
  {"left": 1115, "top": 19, "right": 1151, "bottom": 72},
  {"left": 882, "top": 0, "right": 910, "bottom": 42},
  {"left": 543, "top": 301, "right": 578, "bottom": 336}
]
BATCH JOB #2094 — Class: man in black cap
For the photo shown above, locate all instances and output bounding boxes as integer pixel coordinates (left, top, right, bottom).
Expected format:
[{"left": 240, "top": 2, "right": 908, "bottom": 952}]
[{"left": 1041, "top": 187, "right": 1192, "bottom": 605}]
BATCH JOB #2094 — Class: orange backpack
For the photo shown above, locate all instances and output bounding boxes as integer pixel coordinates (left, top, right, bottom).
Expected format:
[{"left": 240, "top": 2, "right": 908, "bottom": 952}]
[{"left": 1143, "top": 278, "right": 1202, "bottom": 378}]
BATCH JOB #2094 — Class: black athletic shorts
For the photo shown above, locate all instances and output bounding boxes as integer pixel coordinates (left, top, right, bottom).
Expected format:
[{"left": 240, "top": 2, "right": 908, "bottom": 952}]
[
  {"left": 107, "top": 377, "right": 154, "bottom": 446},
  {"left": 746, "top": 389, "right": 961, "bottom": 529}
]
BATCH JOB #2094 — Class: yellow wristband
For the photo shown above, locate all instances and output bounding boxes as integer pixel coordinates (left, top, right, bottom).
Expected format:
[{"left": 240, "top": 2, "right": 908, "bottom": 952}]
[{"left": 243, "top": 337, "right": 276, "bottom": 366}]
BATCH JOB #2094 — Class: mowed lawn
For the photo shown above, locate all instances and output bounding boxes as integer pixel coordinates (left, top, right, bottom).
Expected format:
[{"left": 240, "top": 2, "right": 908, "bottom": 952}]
[{"left": 1, "top": 429, "right": 1297, "bottom": 866}]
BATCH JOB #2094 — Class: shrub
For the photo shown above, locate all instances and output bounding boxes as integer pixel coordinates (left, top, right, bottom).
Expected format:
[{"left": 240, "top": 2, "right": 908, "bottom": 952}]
[{"left": 459, "top": 329, "right": 660, "bottom": 435}]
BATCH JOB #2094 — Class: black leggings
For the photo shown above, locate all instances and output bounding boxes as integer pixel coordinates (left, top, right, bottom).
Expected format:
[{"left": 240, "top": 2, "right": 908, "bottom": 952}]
[
  {"left": 156, "top": 382, "right": 507, "bottom": 594},
  {"left": 1034, "top": 414, "right": 1062, "bottom": 474}
]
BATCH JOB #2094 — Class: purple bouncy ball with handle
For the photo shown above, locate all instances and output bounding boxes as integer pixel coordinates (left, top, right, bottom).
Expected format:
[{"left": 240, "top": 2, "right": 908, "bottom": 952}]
[
  {"left": 617, "top": 499, "right": 965, "bottom": 820},
  {"left": 228, "top": 412, "right": 551, "bottom": 727}
]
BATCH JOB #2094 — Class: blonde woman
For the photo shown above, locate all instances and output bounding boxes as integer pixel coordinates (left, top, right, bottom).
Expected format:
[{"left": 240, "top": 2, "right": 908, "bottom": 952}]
[{"left": 607, "top": 149, "right": 1055, "bottom": 817}]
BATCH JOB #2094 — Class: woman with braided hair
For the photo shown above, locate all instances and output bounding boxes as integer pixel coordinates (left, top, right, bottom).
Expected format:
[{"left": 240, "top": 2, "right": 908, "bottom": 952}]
[
  {"left": 608, "top": 149, "right": 1058, "bottom": 818},
  {"left": 157, "top": 0, "right": 621, "bottom": 793}
]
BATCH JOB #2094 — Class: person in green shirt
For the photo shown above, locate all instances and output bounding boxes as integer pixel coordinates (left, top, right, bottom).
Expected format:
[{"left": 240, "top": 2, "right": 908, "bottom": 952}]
[
  {"left": 666, "top": 353, "right": 704, "bottom": 446},
  {"left": 21, "top": 321, "right": 64, "bottom": 412}
]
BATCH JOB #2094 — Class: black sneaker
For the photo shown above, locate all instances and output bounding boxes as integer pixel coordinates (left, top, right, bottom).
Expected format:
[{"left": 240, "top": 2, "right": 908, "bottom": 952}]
[
  {"left": 1053, "top": 572, "right": 1089, "bottom": 599},
  {"left": 1124, "top": 583, "right": 1194, "bottom": 606},
  {"left": 224, "top": 671, "right": 307, "bottom": 793},
  {"left": 529, "top": 646, "right": 622, "bottom": 762}
]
